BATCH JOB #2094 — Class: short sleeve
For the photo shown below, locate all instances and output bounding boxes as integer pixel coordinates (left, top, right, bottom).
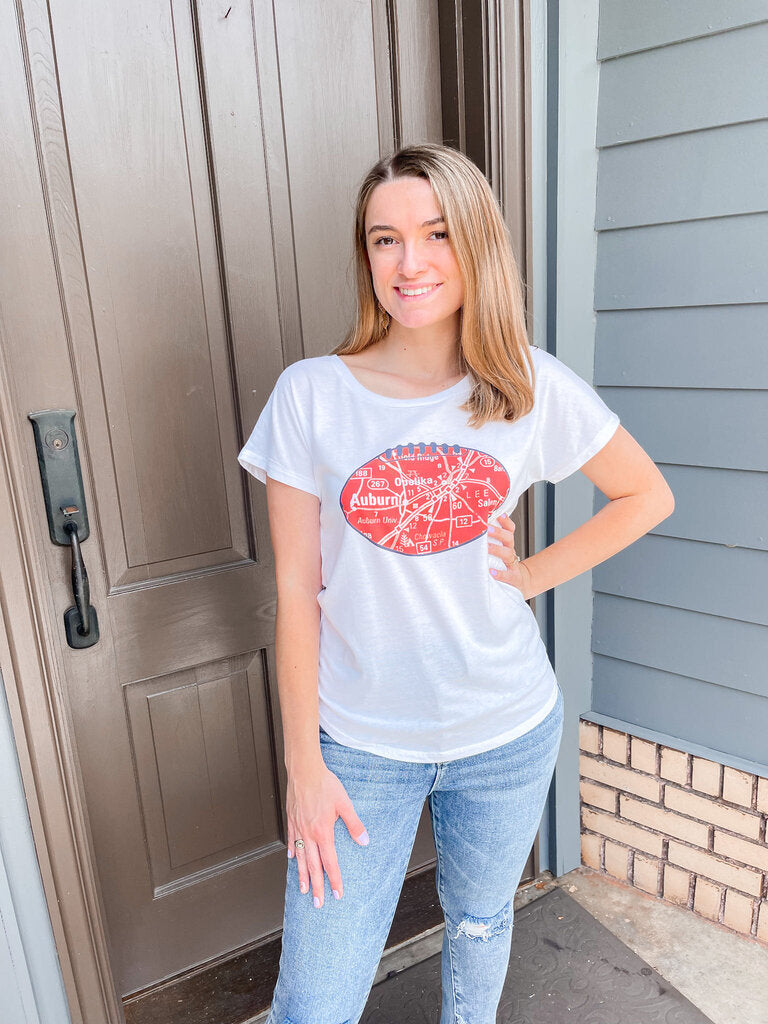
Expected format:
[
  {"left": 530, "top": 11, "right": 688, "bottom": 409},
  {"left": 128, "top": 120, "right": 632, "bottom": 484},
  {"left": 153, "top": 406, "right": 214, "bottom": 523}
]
[
  {"left": 237, "top": 366, "right": 320, "bottom": 497},
  {"left": 528, "top": 349, "right": 620, "bottom": 484}
]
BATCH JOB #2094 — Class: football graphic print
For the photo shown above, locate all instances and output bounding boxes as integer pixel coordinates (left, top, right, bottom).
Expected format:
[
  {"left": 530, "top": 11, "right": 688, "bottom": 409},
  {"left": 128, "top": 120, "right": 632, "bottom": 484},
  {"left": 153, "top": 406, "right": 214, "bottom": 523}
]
[{"left": 340, "top": 442, "right": 510, "bottom": 555}]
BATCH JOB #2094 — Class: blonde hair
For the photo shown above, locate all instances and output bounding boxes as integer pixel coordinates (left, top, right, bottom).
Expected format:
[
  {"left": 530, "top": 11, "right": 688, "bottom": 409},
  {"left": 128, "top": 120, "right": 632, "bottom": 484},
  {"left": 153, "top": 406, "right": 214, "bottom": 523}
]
[{"left": 332, "top": 143, "right": 535, "bottom": 427}]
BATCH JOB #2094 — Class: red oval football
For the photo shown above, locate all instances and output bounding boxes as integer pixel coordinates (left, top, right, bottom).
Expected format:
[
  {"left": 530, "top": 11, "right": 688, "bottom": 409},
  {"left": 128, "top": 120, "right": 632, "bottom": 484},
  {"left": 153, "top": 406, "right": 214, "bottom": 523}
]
[{"left": 339, "top": 441, "right": 510, "bottom": 555}]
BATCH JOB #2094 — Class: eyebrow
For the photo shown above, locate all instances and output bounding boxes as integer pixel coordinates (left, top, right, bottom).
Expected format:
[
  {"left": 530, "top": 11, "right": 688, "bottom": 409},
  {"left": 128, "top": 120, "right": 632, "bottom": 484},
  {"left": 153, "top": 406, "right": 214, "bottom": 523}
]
[{"left": 367, "top": 216, "right": 445, "bottom": 235}]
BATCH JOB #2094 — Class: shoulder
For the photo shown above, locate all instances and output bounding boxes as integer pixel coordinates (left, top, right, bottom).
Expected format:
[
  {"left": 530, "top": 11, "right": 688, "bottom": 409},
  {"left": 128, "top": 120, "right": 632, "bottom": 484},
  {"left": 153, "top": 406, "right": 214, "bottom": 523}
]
[
  {"left": 277, "top": 354, "right": 334, "bottom": 385},
  {"left": 528, "top": 345, "right": 592, "bottom": 394},
  {"left": 523, "top": 345, "right": 556, "bottom": 399},
  {"left": 528, "top": 345, "right": 565, "bottom": 377},
  {"left": 272, "top": 355, "right": 337, "bottom": 400}
]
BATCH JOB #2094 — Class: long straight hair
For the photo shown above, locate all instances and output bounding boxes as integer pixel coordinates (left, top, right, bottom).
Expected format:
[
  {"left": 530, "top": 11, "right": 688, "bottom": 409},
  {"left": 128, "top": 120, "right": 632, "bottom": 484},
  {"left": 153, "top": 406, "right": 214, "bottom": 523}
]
[{"left": 332, "top": 143, "right": 535, "bottom": 427}]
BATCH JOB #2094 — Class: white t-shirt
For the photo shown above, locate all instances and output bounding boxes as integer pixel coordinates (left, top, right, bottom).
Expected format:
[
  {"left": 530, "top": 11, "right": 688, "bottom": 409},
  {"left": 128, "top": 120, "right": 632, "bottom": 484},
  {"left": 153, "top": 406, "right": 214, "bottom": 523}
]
[{"left": 237, "top": 345, "right": 620, "bottom": 762}]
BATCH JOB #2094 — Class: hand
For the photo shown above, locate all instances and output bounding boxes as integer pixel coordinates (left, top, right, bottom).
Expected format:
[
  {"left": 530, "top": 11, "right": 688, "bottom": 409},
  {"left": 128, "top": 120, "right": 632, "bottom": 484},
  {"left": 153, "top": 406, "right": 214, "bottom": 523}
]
[
  {"left": 286, "top": 762, "right": 369, "bottom": 908},
  {"left": 488, "top": 513, "right": 534, "bottom": 600}
]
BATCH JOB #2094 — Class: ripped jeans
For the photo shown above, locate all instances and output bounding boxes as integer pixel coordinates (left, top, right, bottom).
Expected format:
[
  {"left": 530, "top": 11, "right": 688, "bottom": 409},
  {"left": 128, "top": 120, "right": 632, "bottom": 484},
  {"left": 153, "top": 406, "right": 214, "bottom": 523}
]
[{"left": 265, "top": 684, "right": 563, "bottom": 1024}]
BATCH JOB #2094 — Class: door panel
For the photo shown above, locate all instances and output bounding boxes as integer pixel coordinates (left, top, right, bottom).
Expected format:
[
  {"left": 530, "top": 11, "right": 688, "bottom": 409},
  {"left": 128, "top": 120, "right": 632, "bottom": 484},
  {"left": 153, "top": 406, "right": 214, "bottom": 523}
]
[
  {"left": 51, "top": 0, "right": 253, "bottom": 582},
  {"left": 124, "top": 653, "right": 275, "bottom": 894},
  {"left": 3, "top": 0, "right": 444, "bottom": 998}
]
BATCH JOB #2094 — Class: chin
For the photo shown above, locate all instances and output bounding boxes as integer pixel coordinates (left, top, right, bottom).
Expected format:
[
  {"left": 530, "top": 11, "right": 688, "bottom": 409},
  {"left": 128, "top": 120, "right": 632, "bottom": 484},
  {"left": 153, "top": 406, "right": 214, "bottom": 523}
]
[{"left": 393, "top": 310, "right": 461, "bottom": 330}]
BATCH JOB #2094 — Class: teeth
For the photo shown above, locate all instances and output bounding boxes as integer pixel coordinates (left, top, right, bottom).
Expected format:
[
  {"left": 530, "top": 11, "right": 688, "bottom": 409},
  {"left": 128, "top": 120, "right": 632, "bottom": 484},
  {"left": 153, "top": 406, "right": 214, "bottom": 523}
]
[{"left": 399, "top": 285, "right": 435, "bottom": 296}]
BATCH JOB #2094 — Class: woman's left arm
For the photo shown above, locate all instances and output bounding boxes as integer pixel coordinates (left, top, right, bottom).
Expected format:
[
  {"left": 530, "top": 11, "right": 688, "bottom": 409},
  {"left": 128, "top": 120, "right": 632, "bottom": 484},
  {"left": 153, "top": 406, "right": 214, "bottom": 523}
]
[{"left": 519, "top": 425, "right": 675, "bottom": 601}]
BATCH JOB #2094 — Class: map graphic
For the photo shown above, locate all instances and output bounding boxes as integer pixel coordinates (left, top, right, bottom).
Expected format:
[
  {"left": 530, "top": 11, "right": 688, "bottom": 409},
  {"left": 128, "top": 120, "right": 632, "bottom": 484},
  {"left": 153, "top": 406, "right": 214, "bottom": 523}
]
[{"left": 339, "top": 441, "right": 510, "bottom": 555}]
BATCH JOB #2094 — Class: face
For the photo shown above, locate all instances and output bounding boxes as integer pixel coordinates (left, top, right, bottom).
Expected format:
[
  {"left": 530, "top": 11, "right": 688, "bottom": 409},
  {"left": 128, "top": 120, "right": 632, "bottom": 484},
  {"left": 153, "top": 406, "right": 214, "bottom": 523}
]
[{"left": 364, "top": 176, "right": 464, "bottom": 333}]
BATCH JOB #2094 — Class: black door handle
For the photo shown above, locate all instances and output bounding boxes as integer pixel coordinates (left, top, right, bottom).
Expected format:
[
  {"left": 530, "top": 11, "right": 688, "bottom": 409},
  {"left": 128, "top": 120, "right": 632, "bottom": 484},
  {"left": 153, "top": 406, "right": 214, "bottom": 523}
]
[
  {"left": 28, "top": 410, "right": 100, "bottom": 649},
  {"left": 62, "top": 512, "right": 95, "bottom": 643}
]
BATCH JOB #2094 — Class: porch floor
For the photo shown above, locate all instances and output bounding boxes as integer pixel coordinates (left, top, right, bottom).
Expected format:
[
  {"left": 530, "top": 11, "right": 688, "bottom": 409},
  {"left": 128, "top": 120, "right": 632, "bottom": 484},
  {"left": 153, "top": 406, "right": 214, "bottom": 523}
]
[
  {"left": 248, "top": 865, "right": 768, "bottom": 1024},
  {"left": 553, "top": 866, "right": 768, "bottom": 1024}
]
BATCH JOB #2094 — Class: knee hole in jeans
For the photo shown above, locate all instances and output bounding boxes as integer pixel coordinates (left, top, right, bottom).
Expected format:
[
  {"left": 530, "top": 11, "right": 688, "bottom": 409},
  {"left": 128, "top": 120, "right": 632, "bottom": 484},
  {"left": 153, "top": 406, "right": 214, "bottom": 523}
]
[{"left": 448, "top": 894, "right": 515, "bottom": 943}]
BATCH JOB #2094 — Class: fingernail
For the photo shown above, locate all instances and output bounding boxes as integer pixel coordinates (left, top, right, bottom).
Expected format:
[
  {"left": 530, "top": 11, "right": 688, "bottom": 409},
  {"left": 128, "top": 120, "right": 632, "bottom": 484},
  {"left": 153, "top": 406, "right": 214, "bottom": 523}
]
[
  {"left": 359, "top": 829, "right": 370, "bottom": 846},
  {"left": 313, "top": 896, "right": 321, "bottom": 909},
  {"left": 490, "top": 568, "right": 498, "bottom": 577},
  {"left": 300, "top": 882, "right": 308, "bottom": 894},
  {"left": 333, "top": 889, "right": 341, "bottom": 900},
  {"left": 287, "top": 848, "right": 294, "bottom": 858}
]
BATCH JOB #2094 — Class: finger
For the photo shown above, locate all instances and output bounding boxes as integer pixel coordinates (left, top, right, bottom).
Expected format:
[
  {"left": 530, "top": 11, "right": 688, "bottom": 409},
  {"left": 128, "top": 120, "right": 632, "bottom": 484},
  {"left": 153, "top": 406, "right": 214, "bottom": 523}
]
[
  {"left": 489, "top": 538, "right": 517, "bottom": 566},
  {"left": 294, "top": 837, "right": 310, "bottom": 894},
  {"left": 488, "top": 538, "right": 515, "bottom": 561},
  {"left": 306, "top": 844, "right": 325, "bottom": 908},
  {"left": 492, "top": 526, "right": 517, "bottom": 563},
  {"left": 492, "top": 515, "right": 516, "bottom": 546},
  {"left": 339, "top": 803, "right": 370, "bottom": 846},
  {"left": 318, "top": 839, "right": 343, "bottom": 900},
  {"left": 286, "top": 818, "right": 295, "bottom": 859}
]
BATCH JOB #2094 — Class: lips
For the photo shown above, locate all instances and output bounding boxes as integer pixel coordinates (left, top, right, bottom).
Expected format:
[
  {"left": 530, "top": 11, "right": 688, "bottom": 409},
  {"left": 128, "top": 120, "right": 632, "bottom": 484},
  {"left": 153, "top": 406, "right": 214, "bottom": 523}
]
[{"left": 395, "top": 283, "right": 441, "bottom": 299}]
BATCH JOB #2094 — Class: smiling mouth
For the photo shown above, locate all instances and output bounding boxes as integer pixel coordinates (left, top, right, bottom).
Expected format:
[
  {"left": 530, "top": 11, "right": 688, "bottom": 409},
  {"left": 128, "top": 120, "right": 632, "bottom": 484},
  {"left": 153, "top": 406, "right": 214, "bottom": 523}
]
[{"left": 395, "top": 284, "right": 441, "bottom": 298}]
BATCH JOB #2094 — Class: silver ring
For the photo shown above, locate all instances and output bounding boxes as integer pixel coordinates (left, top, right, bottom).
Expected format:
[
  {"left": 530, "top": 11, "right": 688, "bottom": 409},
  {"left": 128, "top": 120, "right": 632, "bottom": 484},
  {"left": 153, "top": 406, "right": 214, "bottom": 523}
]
[{"left": 294, "top": 838, "right": 305, "bottom": 850}]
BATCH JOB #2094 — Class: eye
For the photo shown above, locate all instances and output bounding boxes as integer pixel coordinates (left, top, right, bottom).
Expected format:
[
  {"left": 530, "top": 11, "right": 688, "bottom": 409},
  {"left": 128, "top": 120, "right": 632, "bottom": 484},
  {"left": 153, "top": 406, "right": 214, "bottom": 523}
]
[
  {"left": 372, "top": 235, "right": 397, "bottom": 247},
  {"left": 430, "top": 231, "right": 449, "bottom": 240}
]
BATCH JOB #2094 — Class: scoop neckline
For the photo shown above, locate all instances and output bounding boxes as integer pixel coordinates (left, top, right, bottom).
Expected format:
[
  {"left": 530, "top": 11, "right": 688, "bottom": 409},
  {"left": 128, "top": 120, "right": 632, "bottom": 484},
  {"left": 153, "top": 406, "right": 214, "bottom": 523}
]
[{"left": 330, "top": 354, "right": 471, "bottom": 406}]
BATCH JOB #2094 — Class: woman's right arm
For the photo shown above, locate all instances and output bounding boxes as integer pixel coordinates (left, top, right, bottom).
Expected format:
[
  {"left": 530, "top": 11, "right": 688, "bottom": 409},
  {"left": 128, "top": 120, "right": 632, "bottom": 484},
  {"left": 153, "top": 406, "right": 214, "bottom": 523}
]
[{"left": 266, "top": 475, "right": 369, "bottom": 908}]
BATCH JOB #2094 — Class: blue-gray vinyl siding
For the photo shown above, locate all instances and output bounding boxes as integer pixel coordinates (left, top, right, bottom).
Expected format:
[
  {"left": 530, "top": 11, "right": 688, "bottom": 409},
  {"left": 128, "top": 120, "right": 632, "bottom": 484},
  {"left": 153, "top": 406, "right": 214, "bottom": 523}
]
[
  {"left": 590, "top": 9, "right": 768, "bottom": 767},
  {"left": 597, "top": 0, "right": 768, "bottom": 58}
]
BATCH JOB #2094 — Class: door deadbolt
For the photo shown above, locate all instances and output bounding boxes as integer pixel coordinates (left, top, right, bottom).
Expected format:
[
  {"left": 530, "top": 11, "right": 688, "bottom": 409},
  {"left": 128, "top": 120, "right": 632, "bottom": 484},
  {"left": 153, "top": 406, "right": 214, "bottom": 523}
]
[{"left": 28, "top": 410, "right": 100, "bottom": 649}]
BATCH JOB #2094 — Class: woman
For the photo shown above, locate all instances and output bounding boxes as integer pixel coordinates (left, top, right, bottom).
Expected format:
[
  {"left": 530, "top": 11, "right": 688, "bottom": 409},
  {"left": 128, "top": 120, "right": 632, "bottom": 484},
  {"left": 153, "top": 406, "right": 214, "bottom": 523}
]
[{"left": 237, "top": 143, "right": 674, "bottom": 1023}]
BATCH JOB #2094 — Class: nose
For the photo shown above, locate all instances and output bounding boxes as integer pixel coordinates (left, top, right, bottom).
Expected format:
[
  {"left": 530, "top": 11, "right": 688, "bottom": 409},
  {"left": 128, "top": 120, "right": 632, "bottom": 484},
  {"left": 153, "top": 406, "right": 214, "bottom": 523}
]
[{"left": 398, "top": 239, "right": 427, "bottom": 278}]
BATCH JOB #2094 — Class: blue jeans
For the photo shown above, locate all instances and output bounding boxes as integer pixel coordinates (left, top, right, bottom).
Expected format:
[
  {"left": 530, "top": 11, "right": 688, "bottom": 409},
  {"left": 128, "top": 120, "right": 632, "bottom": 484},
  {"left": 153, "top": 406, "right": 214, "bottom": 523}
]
[{"left": 266, "top": 685, "right": 564, "bottom": 1024}]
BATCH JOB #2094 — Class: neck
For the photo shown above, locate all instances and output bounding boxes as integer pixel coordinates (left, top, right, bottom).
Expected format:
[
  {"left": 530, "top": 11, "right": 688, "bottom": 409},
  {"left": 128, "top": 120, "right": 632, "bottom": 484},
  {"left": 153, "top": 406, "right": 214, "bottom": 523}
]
[{"left": 379, "top": 316, "right": 464, "bottom": 381}]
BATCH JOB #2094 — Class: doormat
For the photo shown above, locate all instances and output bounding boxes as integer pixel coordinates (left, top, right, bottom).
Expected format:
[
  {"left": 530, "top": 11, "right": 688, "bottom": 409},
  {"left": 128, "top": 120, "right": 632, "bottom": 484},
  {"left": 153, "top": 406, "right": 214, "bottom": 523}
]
[{"left": 361, "top": 886, "right": 713, "bottom": 1023}]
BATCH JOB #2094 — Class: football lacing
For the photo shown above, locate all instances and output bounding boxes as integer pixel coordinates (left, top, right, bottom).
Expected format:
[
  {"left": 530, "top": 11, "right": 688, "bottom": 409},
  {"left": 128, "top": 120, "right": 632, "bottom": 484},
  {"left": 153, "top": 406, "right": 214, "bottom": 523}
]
[{"left": 381, "top": 442, "right": 462, "bottom": 459}]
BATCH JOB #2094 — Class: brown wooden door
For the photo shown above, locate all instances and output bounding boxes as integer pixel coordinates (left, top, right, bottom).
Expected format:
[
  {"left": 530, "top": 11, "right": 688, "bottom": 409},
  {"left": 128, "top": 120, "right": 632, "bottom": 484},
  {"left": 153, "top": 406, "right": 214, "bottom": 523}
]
[{"left": 0, "top": 0, "right": 446, "bottom": 998}]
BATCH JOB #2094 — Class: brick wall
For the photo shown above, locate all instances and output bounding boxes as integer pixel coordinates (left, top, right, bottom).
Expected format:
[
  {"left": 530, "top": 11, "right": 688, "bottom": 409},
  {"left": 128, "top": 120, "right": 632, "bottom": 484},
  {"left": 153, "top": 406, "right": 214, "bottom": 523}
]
[{"left": 579, "top": 720, "right": 768, "bottom": 946}]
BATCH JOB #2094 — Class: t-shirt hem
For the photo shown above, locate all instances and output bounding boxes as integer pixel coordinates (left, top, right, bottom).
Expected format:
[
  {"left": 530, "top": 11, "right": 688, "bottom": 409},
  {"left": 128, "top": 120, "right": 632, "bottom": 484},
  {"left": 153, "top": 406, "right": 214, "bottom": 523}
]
[
  {"left": 547, "top": 413, "right": 620, "bottom": 484},
  {"left": 317, "top": 681, "right": 560, "bottom": 763}
]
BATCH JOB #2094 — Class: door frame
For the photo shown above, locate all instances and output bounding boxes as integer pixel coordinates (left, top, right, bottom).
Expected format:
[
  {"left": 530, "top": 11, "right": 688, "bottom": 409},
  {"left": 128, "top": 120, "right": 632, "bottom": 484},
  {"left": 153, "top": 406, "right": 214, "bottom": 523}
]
[{"left": 0, "top": 2, "right": 536, "bottom": 1021}]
